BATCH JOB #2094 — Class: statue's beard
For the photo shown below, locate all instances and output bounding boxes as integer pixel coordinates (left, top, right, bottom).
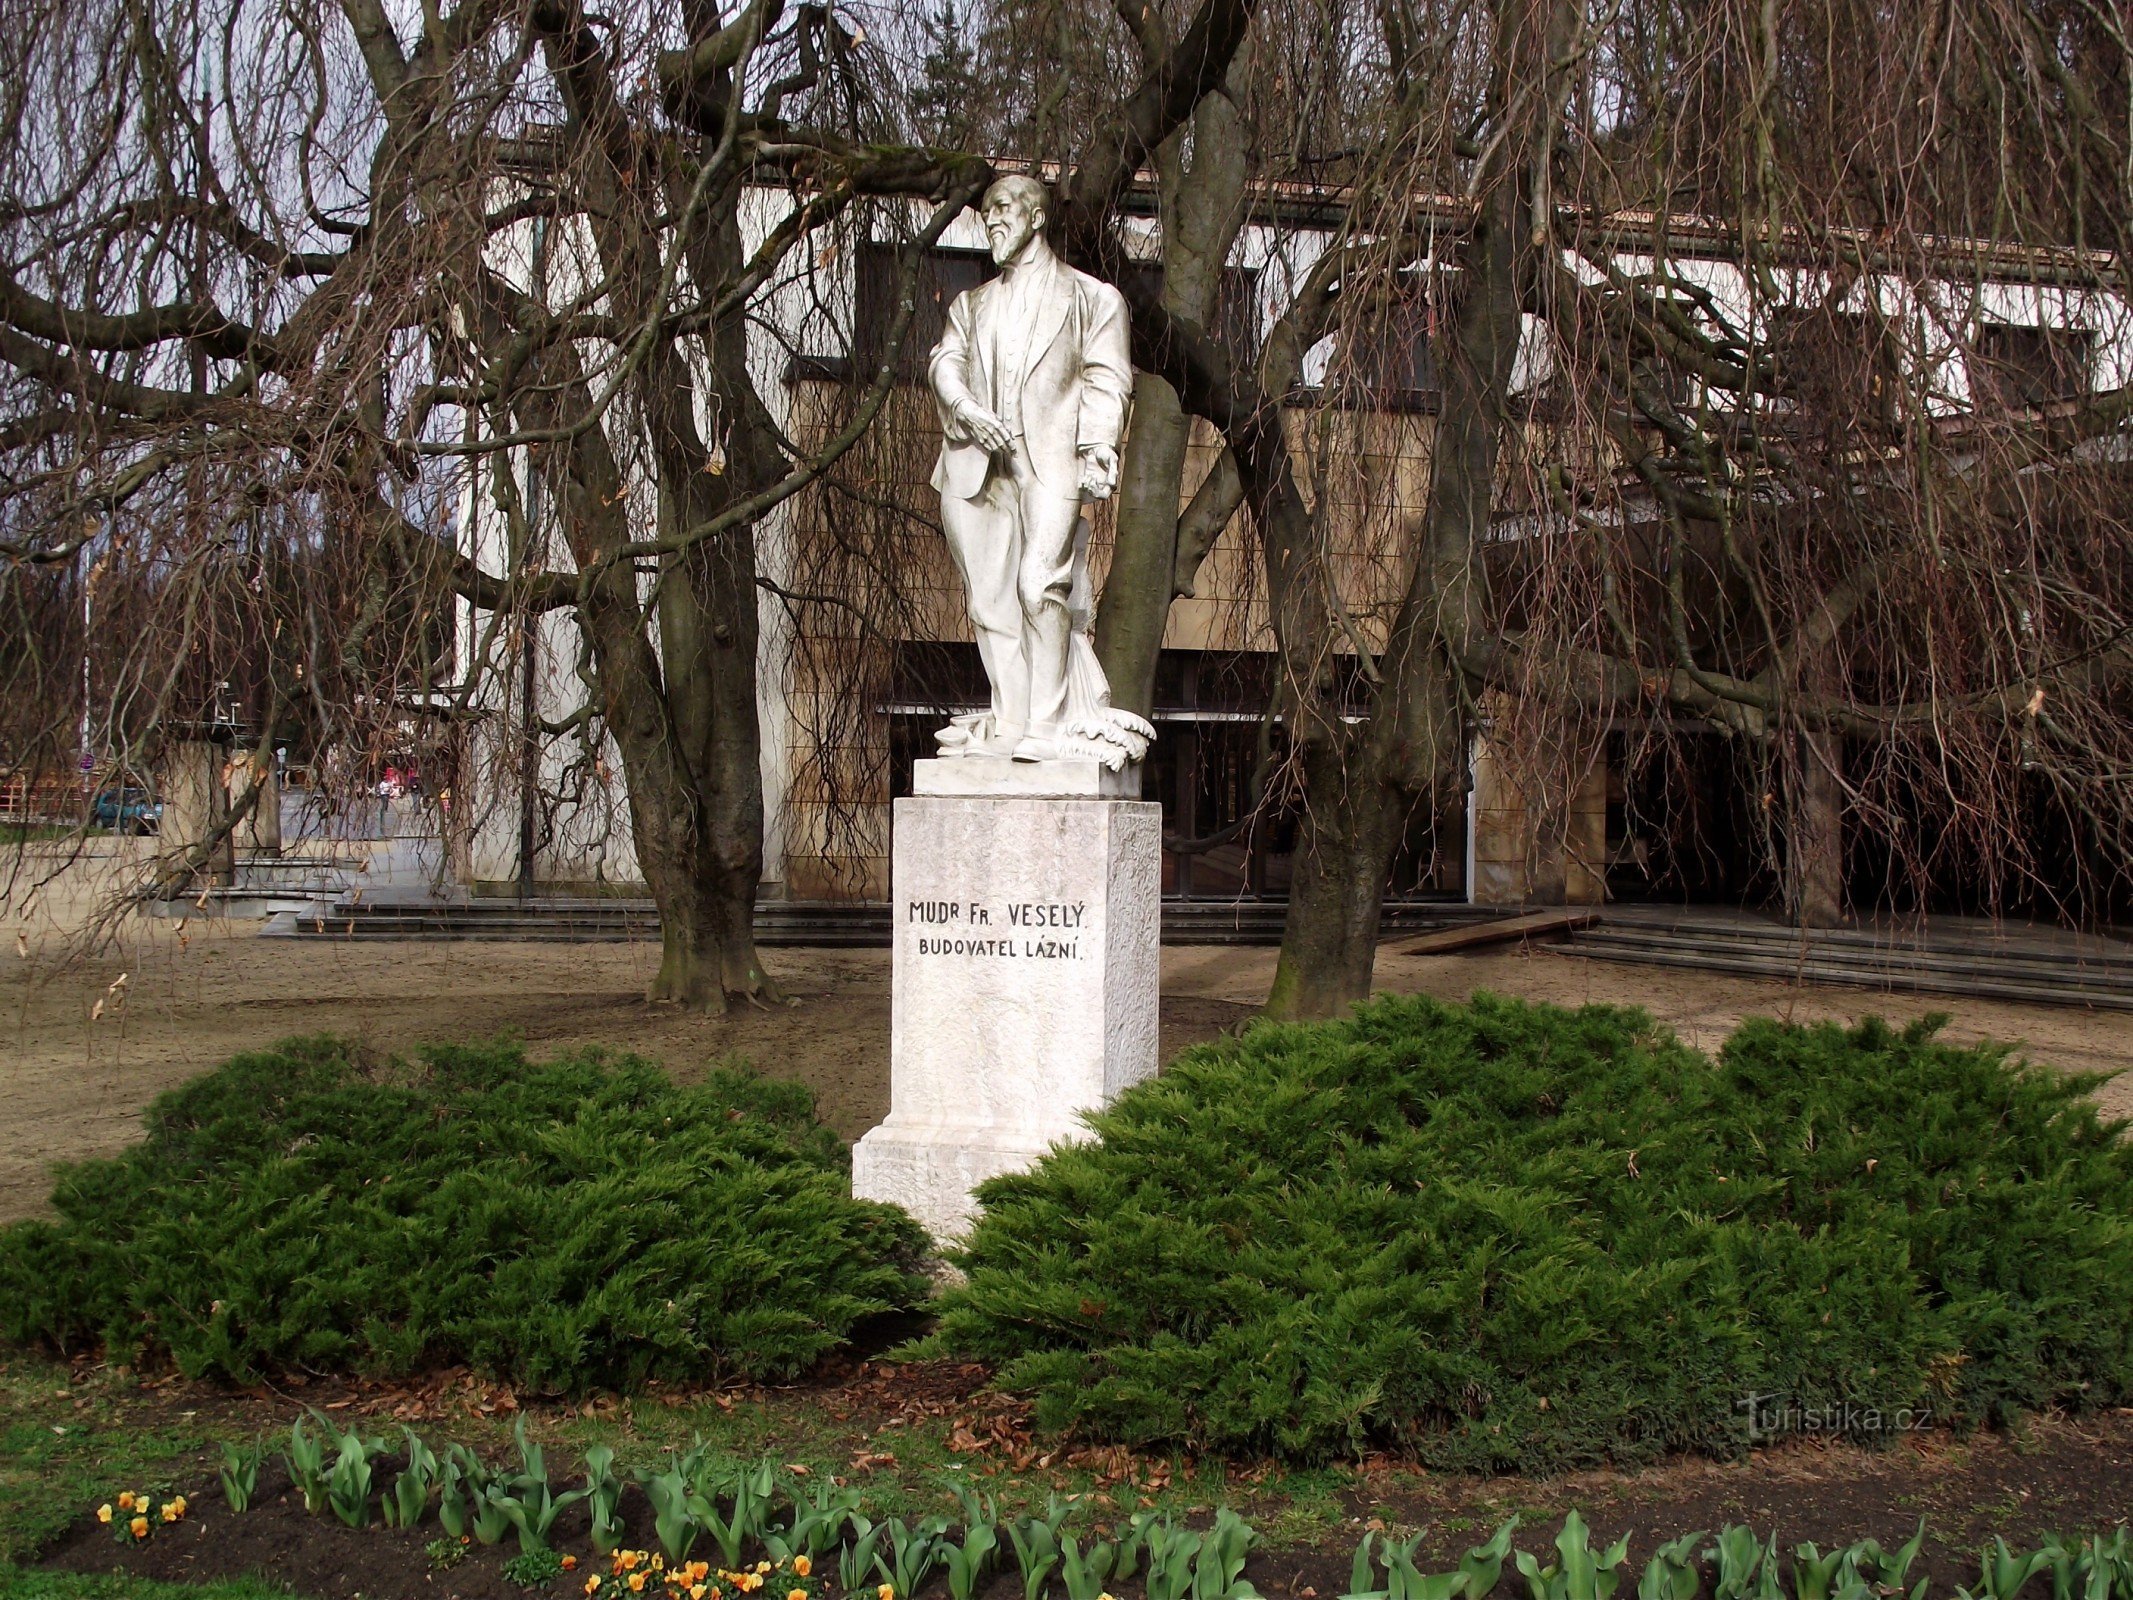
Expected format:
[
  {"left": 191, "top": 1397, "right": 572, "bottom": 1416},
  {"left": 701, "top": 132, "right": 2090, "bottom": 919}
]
[{"left": 988, "top": 222, "right": 1034, "bottom": 265}]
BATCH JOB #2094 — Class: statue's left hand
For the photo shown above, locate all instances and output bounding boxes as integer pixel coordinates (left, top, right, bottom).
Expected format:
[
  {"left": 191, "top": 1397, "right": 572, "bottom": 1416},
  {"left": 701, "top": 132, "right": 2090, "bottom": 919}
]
[{"left": 1078, "top": 443, "right": 1120, "bottom": 499}]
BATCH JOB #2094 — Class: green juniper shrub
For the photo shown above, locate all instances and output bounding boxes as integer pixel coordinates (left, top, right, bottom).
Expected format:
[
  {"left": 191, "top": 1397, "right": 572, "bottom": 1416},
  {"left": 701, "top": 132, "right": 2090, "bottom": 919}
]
[
  {"left": 926, "top": 994, "right": 2133, "bottom": 1469},
  {"left": 0, "top": 1037, "right": 929, "bottom": 1392}
]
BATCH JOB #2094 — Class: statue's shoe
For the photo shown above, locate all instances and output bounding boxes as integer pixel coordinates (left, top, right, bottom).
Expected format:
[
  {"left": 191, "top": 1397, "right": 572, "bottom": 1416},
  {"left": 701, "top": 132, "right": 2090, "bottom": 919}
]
[
  {"left": 937, "top": 715, "right": 1013, "bottom": 756},
  {"left": 1010, "top": 736, "right": 1063, "bottom": 762}
]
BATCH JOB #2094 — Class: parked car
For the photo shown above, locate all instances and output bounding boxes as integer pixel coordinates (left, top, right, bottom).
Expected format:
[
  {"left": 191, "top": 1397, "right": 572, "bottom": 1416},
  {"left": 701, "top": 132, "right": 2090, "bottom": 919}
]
[{"left": 90, "top": 786, "right": 161, "bottom": 834}]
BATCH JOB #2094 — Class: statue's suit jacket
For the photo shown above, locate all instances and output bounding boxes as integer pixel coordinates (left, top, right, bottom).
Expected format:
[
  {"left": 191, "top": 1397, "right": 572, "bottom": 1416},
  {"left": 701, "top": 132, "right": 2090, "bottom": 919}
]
[{"left": 928, "top": 254, "right": 1134, "bottom": 502}]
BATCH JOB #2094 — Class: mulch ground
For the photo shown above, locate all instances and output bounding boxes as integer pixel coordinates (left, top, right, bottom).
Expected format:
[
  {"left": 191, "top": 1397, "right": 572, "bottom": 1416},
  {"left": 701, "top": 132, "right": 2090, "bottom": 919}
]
[{"left": 31, "top": 1361, "right": 2133, "bottom": 1600}]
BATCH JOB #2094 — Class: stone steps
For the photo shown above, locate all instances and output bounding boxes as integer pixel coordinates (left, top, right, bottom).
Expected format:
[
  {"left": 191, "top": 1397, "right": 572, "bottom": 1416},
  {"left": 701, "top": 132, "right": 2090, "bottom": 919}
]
[
  {"left": 1563, "top": 914, "right": 2133, "bottom": 1012},
  {"left": 273, "top": 898, "right": 1496, "bottom": 947}
]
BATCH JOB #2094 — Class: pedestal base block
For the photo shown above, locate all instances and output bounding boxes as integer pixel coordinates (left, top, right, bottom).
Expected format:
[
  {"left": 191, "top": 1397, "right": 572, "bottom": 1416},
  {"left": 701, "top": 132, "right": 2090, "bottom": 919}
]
[
  {"left": 850, "top": 1123, "right": 1069, "bottom": 1242},
  {"left": 852, "top": 783, "right": 1161, "bottom": 1241},
  {"left": 913, "top": 756, "right": 1140, "bottom": 799}
]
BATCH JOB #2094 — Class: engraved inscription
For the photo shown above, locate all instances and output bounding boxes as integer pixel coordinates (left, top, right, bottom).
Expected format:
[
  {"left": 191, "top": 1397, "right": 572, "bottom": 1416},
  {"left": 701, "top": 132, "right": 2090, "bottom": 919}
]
[{"left": 909, "top": 898, "right": 1091, "bottom": 959}]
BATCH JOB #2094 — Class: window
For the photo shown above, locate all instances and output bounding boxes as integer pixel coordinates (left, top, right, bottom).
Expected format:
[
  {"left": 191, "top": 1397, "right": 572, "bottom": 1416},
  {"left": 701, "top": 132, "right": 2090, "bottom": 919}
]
[
  {"left": 1299, "top": 267, "right": 1444, "bottom": 406},
  {"left": 1968, "top": 323, "right": 2094, "bottom": 411},
  {"left": 854, "top": 244, "right": 994, "bottom": 381},
  {"left": 1761, "top": 307, "right": 1904, "bottom": 431},
  {"left": 1345, "top": 287, "right": 1438, "bottom": 396}
]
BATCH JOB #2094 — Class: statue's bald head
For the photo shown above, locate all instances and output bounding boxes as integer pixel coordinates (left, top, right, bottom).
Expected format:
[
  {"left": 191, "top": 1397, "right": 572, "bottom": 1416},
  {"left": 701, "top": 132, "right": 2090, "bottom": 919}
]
[
  {"left": 983, "top": 175, "right": 1050, "bottom": 216},
  {"left": 980, "top": 176, "right": 1051, "bottom": 266}
]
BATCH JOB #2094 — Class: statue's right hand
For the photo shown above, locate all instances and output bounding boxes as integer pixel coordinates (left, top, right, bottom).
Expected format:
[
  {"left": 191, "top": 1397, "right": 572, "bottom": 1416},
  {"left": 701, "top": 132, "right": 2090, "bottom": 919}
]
[{"left": 956, "top": 403, "right": 1015, "bottom": 455}]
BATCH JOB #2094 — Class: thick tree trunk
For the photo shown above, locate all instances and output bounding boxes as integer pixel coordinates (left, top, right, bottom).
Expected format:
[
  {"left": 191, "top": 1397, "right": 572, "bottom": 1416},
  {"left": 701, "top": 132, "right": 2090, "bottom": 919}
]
[
  {"left": 1263, "top": 738, "right": 1411, "bottom": 1017},
  {"left": 483, "top": 326, "right": 772, "bottom": 1012},
  {"left": 1094, "top": 85, "right": 1248, "bottom": 718},
  {"left": 646, "top": 868, "right": 717, "bottom": 1008},
  {"left": 1261, "top": 647, "right": 1464, "bottom": 1019},
  {"left": 1096, "top": 372, "right": 1193, "bottom": 717},
  {"left": 644, "top": 848, "right": 774, "bottom": 1006},
  {"left": 1787, "top": 731, "right": 1845, "bottom": 928},
  {"left": 641, "top": 456, "right": 781, "bottom": 1013},
  {"left": 620, "top": 184, "right": 782, "bottom": 1012},
  {"left": 1259, "top": 0, "right": 1557, "bottom": 1018},
  {"left": 581, "top": 573, "right": 771, "bottom": 1011}
]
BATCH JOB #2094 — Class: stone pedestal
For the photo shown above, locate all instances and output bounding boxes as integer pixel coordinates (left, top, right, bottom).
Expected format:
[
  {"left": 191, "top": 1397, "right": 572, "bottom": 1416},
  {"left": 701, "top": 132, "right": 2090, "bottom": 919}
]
[
  {"left": 238, "top": 753, "right": 282, "bottom": 856},
  {"left": 156, "top": 738, "right": 234, "bottom": 893},
  {"left": 851, "top": 760, "right": 1161, "bottom": 1241}
]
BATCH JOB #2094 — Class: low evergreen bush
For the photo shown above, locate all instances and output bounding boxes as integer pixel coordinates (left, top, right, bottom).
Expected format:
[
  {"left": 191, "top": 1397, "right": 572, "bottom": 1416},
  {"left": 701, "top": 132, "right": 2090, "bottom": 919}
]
[
  {"left": 0, "top": 1038, "right": 929, "bottom": 1391},
  {"left": 928, "top": 994, "right": 2133, "bottom": 1468}
]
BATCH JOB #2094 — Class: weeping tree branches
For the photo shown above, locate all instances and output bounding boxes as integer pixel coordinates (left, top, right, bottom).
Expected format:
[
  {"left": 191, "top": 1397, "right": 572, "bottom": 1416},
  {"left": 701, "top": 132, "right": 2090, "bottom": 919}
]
[
  {"left": 0, "top": 0, "right": 1254, "bottom": 990},
  {"left": 1018, "top": 0, "right": 2133, "bottom": 1013}
]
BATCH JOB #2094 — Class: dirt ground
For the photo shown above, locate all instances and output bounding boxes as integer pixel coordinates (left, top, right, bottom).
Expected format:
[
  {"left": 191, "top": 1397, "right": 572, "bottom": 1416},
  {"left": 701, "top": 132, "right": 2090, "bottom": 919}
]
[{"left": 3, "top": 919, "right": 2130, "bottom": 1223}]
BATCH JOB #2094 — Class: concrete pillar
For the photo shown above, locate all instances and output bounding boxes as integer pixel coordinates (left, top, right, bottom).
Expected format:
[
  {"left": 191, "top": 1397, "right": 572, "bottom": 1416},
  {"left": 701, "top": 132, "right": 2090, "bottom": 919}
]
[
  {"left": 1469, "top": 730, "right": 1540, "bottom": 905},
  {"left": 236, "top": 751, "right": 281, "bottom": 857},
  {"left": 1562, "top": 758, "right": 1608, "bottom": 906},
  {"left": 1466, "top": 708, "right": 1608, "bottom": 907}
]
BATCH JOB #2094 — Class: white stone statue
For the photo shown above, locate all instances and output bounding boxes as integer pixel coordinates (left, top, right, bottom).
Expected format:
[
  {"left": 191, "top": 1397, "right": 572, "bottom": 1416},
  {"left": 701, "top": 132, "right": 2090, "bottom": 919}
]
[{"left": 927, "top": 176, "right": 1155, "bottom": 771}]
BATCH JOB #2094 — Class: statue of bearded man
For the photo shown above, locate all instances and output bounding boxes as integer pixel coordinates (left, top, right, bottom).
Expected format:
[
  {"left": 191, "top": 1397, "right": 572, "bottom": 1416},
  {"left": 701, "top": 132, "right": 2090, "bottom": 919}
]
[{"left": 926, "top": 175, "right": 1153, "bottom": 770}]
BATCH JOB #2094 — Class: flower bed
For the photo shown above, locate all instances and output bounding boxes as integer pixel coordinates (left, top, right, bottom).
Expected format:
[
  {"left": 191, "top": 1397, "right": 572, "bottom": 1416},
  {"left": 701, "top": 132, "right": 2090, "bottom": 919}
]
[{"left": 27, "top": 1423, "right": 2133, "bottom": 1600}]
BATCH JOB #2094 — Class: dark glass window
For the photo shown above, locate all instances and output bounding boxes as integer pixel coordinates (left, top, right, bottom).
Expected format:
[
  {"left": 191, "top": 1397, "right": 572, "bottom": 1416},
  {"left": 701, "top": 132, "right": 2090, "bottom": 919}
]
[
  {"left": 882, "top": 645, "right": 1459, "bottom": 899},
  {"left": 1300, "top": 267, "right": 1443, "bottom": 403},
  {"left": 1968, "top": 323, "right": 2094, "bottom": 410},
  {"left": 1763, "top": 307, "right": 1904, "bottom": 431},
  {"left": 1346, "top": 287, "right": 1438, "bottom": 394},
  {"left": 855, "top": 244, "right": 994, "bottom": 380}
]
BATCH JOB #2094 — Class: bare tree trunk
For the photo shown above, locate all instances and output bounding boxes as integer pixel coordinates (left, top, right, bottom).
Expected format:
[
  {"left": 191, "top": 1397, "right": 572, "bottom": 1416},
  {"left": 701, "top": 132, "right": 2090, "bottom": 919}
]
[
  {"left": 648, "top": 512, "right": 783, "bottom": 1006},
  {"left": 1259, "top": 0, "right": 1561, "bottom": 1019},
  {"left": 1787, "top": 731, "right": 1845, "bottom": 928},
  {"left": 1097, "top": 373, "right": 1193, "bottom": 718},
  {"left": 1263, "top": 736, "right": 1412, "bottom": 1016},
  {"left": 1263, "top": 223, "right": 1522, "bottom": 1001},
  {"left": 526, "top": 24, "right": 788, "bottom": 1013},
  {"left": 646, "top": 855, "right": 770, "bottom": 1005},
  {"left": 1095, "top": 85, "right": 1248, "bottom": 718}
]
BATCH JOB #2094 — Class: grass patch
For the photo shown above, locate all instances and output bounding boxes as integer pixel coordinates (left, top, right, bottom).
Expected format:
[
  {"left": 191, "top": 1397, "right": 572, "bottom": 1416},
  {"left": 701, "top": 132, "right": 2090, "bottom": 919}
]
[
  {"left": 0, "top": 1038, "right": 930, "bottom": 1394},
  {"left": 0, "top": 824, "right": 89, "bottom": 844},
  {"left": 0, "top": 1357, "right": 212, "bottom": 1564},
  {"left": 0, "top": 1572, "right": 303, "bottom": 1599},
  {"left": 928, "top": 994, "right": 2133, "bottom": 1468}
]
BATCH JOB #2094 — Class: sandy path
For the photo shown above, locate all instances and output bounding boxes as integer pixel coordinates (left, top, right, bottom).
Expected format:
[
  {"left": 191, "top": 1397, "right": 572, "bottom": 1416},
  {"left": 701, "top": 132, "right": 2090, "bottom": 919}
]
[{"left": 3, "top": 922, "right": 2127, "bottom": 1223}]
